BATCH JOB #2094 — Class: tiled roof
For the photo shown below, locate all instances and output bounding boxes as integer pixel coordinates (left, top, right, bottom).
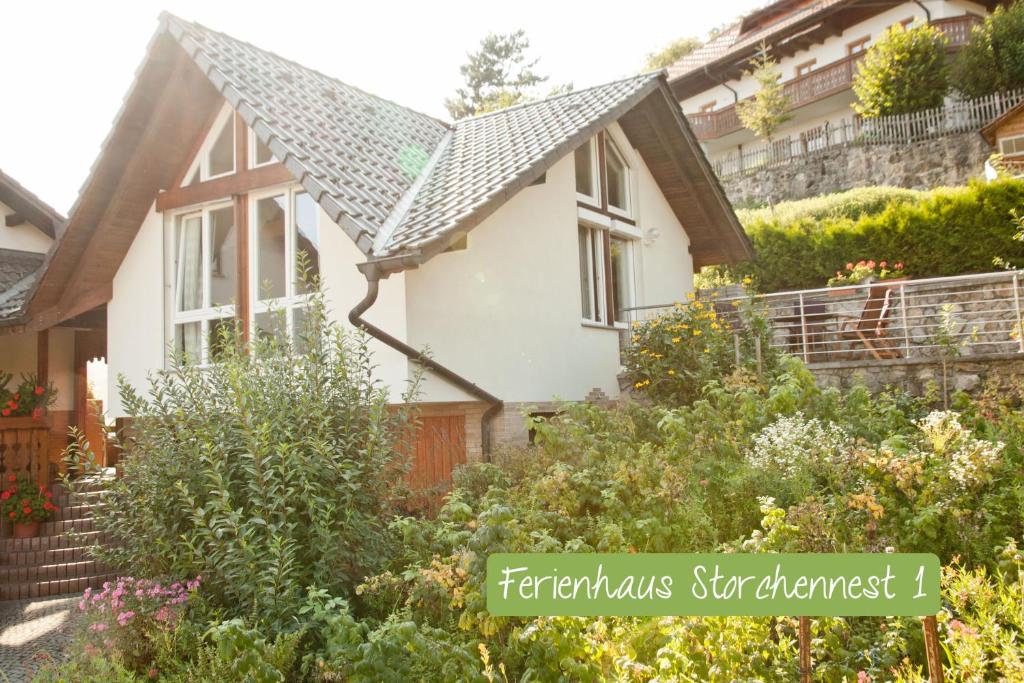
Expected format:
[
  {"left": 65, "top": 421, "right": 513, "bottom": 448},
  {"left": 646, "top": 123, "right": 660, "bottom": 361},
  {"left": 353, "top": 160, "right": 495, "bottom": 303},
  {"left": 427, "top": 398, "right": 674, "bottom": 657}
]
[
  {"left": 0, "top": 249, "right": 45, "bottom": 322},
  {"left": 0, "top": 168, "right": 65, "bottom": 239},
  {"left": 161, "top": 15, "right": 666, "bottom": 262},
  {"left": 382, "top": 74, "right": 661, "bottom": 255},
  {"left": 667, "top": 0, "right": 849, "bottom": 80}
]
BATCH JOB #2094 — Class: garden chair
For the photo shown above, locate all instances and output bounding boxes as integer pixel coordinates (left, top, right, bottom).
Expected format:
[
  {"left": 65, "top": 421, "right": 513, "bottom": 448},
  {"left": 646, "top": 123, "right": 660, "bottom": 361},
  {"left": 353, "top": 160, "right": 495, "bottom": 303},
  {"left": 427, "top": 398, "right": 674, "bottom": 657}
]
[{"left": 837, "top": 285, "right": 902, "bottom": 360}]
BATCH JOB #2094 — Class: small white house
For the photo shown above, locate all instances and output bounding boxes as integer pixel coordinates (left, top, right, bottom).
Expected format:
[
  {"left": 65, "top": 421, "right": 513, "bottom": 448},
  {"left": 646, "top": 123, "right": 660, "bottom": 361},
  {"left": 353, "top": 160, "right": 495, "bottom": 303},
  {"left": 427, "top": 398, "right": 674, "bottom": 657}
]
[
  {"left": 25, "top": 14, "right": 751, "bottom": 486},
  {"left": 669, "top": 0, "right": 999, "bottom": 169}
]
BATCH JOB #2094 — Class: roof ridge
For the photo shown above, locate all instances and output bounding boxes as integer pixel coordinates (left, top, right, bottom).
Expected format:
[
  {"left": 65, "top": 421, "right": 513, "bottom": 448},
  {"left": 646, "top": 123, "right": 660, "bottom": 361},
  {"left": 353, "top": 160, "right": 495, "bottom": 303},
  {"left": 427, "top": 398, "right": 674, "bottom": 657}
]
[
  {"left": 159, "top": 12, "right": 452, "bottom": 131},
  {"left": 0, "top": 168, "right": 66, "bottom": 224},
  {"left": 453, "top": 71, "right": 664, "bottom": 124}
]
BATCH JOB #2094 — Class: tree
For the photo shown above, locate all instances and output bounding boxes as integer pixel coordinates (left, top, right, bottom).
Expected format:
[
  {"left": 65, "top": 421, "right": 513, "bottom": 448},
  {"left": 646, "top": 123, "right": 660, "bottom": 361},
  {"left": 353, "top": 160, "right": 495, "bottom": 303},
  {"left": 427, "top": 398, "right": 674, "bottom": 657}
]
[
  {"left": 644, "top": 36, "right": 702, "bottom": 70},
  {"left": 736, "top": 49, "right": 792, "bottom": 141},
  {"left": 444, "top": 30, "right": 548, "bottom": 119},
  {"left": 951, "top": 1, "right": 1024, "bottom": 98},
  {"left": 852, "top": 23, "right": 949, "bottom": 118}
]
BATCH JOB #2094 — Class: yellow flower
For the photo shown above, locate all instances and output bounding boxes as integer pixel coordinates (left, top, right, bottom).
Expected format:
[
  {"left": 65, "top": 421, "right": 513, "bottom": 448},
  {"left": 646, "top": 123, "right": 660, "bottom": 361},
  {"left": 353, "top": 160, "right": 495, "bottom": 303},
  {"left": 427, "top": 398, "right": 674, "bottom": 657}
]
[
  {"left": 687, "top": 292, "right": 695, "bottom": 300},
  {"left": 742, "top": 276, "right": 752, "bottom": 285},
  {"left": 672, "top": 337, "right": 681, "bottom": 344},
  {"left": 710, "top": 323, "right": 719, "bottom": 330},
  {"left": 631, "top": 321, "right": 641, "bottom": 328},
  {"left": 667, "top": 369, "right": 675, "bottom": 376},
  {"left": 693, "top": 329, "right": 702, "bottom": 336},
  {"left": 731, "top": 301, "right": 741, "bottom": 308}
]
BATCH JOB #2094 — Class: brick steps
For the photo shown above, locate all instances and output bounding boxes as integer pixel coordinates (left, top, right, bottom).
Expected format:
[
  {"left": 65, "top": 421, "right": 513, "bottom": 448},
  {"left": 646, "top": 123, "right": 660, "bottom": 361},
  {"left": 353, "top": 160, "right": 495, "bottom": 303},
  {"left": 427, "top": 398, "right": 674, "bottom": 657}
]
[{"left": 1, "top": 475, "right": 116, "bottom": 601}]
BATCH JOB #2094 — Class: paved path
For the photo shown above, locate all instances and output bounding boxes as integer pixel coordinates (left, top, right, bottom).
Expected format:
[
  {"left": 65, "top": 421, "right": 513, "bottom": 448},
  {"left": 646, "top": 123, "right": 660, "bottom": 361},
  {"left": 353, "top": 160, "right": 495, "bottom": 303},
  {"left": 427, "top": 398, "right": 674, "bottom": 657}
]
[{"left": 0, "top": 595, "right": 78, "bottom": 683}]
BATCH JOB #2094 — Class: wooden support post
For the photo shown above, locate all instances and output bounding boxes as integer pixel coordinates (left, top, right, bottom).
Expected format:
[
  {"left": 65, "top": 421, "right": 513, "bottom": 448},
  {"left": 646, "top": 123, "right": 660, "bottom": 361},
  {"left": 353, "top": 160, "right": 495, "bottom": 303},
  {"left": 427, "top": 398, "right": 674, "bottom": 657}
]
[
  {"left": 922, "top": 616, "right": 944, "bottom": 683},
  {"left": 36, "top": 329, "right": 49, "bottom": 382},
  {"left": 798, "top": 616, "right": 812, "bottom": 683}
]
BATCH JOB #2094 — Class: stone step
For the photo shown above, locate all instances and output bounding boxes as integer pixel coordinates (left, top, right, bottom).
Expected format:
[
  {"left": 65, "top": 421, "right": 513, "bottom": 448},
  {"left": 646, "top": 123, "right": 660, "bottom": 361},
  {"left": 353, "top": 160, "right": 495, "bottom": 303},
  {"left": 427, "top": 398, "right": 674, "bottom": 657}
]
[
  {"left": 33, "top": 517, "right": 95, "bottom": 537},
  {"left": 52, "top": 487, "right": 110, "bottom": 507},
  {"left": 0, "top": 543, "right": 94, "bottom": 566},
  {"left": 1, "top": 528, "right": 109, "bottom": 554},
  {"left": 0, "top": 559, "right": 109, "bottom": 584},
  {"left": 0, "top": 572, "right": 117, "bottom": 601},
  {"left": 51, "top": 502, "right": 104, "bottom": 523}
]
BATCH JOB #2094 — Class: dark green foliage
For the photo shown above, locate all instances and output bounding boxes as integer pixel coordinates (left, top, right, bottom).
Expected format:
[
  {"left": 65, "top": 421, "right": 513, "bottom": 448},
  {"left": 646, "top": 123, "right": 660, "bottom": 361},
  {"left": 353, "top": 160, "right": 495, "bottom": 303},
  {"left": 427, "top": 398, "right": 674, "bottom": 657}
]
[
  {"left": 644, "top": 36, "right": 702, "bottom": 70},
  {"left": 951, "top": 1, "right": 1024, "bottom": 98},
  {"left": 444, "top": 30, "right": 548, "bottom": 119},
  {"left": 720, "top": 180, "right": 1024, "bottom": 292},
  {"left": 853, "top": 23, "right": 949, "bottom": 117}
]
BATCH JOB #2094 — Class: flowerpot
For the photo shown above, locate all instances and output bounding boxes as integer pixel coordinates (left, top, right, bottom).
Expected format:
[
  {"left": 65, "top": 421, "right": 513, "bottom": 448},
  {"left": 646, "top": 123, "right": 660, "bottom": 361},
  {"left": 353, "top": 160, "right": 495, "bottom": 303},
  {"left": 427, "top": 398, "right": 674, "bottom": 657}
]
[{"left": 12, "top": 521, "right": 40, "bottom": 538}]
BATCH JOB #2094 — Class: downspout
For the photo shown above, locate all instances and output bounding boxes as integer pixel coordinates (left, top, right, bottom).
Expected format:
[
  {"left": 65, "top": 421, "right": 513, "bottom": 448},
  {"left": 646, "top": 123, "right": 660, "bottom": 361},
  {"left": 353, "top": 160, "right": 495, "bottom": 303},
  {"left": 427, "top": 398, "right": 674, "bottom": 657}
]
[
  {"left": 912, "top": 0, "right": 932, "bottom": 23},
  {"left": 348, "top": 270, "right": 504, "bottom": 460},
  {"left": 704, "top": 63, "right": 739, "bottom": 104}
]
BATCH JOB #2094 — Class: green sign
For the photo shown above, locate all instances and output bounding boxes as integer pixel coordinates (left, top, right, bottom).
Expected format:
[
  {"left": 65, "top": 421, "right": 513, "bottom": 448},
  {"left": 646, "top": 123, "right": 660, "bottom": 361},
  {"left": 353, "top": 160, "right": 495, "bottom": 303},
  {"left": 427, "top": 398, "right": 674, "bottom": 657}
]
[{"left": 487, "top": 553, "right": 940, "bottom": 617}]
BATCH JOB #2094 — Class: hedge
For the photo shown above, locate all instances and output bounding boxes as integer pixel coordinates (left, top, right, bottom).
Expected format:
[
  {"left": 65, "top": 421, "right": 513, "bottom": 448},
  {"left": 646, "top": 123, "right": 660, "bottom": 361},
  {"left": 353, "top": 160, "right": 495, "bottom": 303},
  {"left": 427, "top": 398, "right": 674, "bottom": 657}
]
[{"left": 722, "top": 180, "right": 1024, "bottom": 292}]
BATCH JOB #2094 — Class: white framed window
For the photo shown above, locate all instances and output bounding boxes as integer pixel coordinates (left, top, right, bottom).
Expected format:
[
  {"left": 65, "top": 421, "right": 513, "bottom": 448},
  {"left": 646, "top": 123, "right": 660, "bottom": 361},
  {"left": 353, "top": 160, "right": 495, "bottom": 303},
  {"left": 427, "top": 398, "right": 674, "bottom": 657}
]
[
  {"left": 248, "top": 128, "right": 276, "bottom": 168},
  {"left": 250, "top": 187, "right": 321, "bottom": 345},
  {"left": 181, "top": 105, "right": 236, "bottom": 186},
  {"left": 999, "top": 134, "right": 1024, "bottom": 157},
  {"left": 604, "top": 136, "right": 632, "bottom": 217},
  {"left": 574, "top": 138, "right": 600, "bottom": 204},
  {"left": 170, "top": 202, "right": 238, "bottom": 364},
  {"left": 578, "top": 222, "right": 636, "bottom": 326}
]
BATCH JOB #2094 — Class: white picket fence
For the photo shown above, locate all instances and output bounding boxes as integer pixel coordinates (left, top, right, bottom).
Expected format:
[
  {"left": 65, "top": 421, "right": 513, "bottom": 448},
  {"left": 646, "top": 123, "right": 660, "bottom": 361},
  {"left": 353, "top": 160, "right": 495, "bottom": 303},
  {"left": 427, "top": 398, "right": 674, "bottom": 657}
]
[{"left": 712, "top": 89, "right": 1024, "bottom": 178}]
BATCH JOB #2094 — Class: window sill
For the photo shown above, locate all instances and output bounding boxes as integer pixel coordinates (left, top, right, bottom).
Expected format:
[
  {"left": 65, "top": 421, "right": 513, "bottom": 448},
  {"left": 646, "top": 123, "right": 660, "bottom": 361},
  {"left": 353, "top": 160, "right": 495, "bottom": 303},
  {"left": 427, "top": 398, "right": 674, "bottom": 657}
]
[{"left": 581, "top": 320, "right": 621, "bottom": 331}]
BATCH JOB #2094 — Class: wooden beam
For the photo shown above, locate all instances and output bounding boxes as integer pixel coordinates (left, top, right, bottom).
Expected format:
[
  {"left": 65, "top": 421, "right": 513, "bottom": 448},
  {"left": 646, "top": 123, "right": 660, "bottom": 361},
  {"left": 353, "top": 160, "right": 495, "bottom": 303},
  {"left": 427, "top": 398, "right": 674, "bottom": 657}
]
[
  {"left": 156, "top": 163, "right": 293, "bottom": 212},
  {"left": 168, "top": 100, "right": 225, "bottom": 191},
  {"left": 233, "top": 111, "right": 251, "bottom": 342},
  {"left": 36, "top": 330, "right": 49, "bottom": 383},
  {"left": 4, "top": 213, "right": 25, "bottom": 227},
  {"left": 29, "top": 284, "right": 112, "bottom": 332}
]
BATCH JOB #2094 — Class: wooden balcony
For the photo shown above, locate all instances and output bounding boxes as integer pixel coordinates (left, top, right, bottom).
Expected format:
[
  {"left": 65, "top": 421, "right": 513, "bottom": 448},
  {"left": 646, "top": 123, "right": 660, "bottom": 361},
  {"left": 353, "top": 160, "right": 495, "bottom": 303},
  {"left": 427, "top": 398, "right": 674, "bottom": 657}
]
[{"left": 688, "top": 14, "right": 982, "bottom": 141}]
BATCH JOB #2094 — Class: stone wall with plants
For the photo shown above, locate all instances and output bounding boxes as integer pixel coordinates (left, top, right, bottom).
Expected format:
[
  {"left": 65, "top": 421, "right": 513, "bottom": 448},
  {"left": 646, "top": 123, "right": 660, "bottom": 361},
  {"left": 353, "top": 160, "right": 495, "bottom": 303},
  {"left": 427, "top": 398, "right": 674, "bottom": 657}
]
[{"left": 719, "top": 131, "right": 992, "bottom": 208}]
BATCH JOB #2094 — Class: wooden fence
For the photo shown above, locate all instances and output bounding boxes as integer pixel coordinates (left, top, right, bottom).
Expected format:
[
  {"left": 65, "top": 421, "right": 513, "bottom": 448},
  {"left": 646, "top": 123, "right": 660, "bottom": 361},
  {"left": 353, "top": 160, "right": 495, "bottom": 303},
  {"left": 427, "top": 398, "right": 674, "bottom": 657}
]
[{"left": 712, "top": 89, "right": 1024, "bottom": 178}]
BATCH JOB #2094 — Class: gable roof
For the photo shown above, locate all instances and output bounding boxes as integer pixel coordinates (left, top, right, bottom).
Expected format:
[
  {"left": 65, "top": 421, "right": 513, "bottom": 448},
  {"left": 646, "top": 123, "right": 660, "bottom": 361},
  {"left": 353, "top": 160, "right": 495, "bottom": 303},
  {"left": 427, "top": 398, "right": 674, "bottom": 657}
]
[
  {"left": 980, "top": 100, "right": 1024, "bottom": 145},
  {"left": 28, "top": 13, "right": 750, "bottom": 325},
  {"left": 0, "top": 168, "right": 65, "bottom": 239},
  {"left": 0, "top": 248, "right": 46, "bottom": 323}
]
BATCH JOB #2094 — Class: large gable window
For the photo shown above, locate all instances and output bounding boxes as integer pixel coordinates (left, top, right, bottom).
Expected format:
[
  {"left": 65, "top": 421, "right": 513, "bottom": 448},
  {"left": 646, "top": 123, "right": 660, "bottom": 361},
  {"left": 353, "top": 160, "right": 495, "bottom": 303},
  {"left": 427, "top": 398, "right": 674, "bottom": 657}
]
[
  {"left": 575, "top": 131, "right": 633, "bottom": 219},
  {"left": 182, "top": 106, "right": 237, "bottom": 185},
  {"left": 579, "top": 222, "right": 635, "bottom": 326},
  {"left": 251, "top": 188, "right": 320, "bottom": 343},
  {"left": 171, "top": 204, "right": 238, "bottom": 363}
]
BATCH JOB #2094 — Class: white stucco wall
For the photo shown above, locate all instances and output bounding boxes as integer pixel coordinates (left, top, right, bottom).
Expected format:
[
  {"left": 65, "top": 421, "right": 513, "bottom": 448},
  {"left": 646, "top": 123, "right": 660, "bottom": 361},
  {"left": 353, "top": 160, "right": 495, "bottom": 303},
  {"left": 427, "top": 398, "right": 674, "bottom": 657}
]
[
  {"left": 680, "top": 0, "right": 990, "bottom": 158},
  {"left": 405, "top": 124, "right": 695, "bottom": 405},
  {"left": 0, "top": 201, "right": 52, "bottom": 254}
]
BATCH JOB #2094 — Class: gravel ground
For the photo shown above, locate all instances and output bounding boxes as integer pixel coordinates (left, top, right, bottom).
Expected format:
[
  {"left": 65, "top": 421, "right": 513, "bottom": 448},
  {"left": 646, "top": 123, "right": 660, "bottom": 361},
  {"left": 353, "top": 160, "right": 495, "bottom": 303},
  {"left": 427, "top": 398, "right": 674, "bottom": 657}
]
[{"left": 0, "top": 595, "right": 79, "bottom": 683}]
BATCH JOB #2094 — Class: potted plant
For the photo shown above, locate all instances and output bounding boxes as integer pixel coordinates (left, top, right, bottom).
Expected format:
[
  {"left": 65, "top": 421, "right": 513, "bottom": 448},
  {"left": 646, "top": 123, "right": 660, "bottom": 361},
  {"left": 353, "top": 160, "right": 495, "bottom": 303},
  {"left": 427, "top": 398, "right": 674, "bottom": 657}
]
[
  {"left": 0, "top": 372, "right": 56, "bottom": 419},
  {"left": 1, "top": 472, "right": 59, "bottom": 538},
  {"left": 827, "top": 260, "right": 907, "bottom": 288}
]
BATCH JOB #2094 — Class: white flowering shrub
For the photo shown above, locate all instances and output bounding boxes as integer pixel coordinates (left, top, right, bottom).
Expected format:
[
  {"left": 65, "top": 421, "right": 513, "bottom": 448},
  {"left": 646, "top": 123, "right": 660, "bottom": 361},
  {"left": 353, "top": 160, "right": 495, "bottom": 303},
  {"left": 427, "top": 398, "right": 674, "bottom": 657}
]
[
  {"left": 747, "top": 412, "right": 849, "bottom": 477},
  {"left": 916, "top": 410, "right": 1005, "bottom": 489}
]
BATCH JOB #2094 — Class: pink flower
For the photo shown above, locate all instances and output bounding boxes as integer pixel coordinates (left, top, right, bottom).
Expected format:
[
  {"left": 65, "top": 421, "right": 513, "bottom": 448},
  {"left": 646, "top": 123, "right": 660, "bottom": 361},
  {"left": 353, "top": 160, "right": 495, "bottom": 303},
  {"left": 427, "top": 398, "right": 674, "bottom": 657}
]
[
  {"left": 116, "top": 610, "right": 136, "bottom": 627},
  {"left": 857, "top": 672, "right": 871, "bottom": 683},
  {"left": 89, "top": 622, "right": 108, "bottom": 632}
]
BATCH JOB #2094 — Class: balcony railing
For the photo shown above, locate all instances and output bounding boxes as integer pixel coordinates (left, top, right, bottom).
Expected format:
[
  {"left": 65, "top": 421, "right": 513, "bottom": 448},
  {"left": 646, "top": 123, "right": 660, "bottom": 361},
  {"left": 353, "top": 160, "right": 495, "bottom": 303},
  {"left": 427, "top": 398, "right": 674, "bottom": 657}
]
[
  {"left": 622, "top": 271, "right": 1024, "bottom": 366},
  {"left": 688, "top": 14, "right": 983, "bottom": 141}
]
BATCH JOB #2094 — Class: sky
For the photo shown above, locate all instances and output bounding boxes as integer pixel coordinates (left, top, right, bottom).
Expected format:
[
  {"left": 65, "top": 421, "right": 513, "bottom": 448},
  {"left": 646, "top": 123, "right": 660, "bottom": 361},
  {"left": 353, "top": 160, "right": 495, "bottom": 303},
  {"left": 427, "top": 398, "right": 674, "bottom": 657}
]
[{"left": 1, "top": 0, "right": 763, "bottom": 214}]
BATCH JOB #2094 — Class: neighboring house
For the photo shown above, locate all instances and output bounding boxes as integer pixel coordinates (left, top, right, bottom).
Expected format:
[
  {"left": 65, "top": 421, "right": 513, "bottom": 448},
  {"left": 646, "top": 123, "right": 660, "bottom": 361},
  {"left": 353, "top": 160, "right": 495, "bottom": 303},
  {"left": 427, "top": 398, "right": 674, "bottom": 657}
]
[
  {"left": 0, "top": 170, "right": 84, "bottom": 478},
  {"left": 981, "top": 99, "right": 1024, "bottom": 173},
  {"left": 669, "top": 0, "right": 999, "bottom": 170},
  {"left": 24, "top": 14, "right": 751, "bottom": 482}
]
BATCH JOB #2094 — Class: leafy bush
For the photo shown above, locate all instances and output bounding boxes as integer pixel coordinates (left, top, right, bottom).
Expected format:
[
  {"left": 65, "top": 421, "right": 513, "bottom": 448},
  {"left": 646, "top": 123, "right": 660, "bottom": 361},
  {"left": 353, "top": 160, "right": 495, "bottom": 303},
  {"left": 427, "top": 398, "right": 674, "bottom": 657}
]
[
  {"left": 69, "top": 294, "right": 414, "bottom": 629},
  {"left": 853, "top": 23, "right": 949, "bottom": 117},
  {"left": 622, "top": 291, "right": 778, "bottom": 405},
  {"left": 736, "top": 186, "right": 923, "bottom": 225},
  {"left": 951, "top": 0, "right": 1024, "bottom": 98},
  {"left": 717, "top": 179, "right": 1024, "bottom": 292}
]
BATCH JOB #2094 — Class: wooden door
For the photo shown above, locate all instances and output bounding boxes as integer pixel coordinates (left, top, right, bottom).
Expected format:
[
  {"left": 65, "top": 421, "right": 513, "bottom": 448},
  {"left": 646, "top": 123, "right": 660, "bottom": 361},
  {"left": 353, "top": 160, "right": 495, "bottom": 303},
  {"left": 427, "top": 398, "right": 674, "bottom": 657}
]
[{"left": 405, "top": 414, "right": 466, "bottom": 513}]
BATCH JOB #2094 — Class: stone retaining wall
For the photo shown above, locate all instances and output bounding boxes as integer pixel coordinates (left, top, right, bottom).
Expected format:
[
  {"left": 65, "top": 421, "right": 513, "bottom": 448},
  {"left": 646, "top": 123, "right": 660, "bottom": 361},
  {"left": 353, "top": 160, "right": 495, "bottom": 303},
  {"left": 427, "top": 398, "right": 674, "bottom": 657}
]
[
  {"left": 810, "top": 352, "right": 1024, "bottom": 396},
  {"left": 719, "top": 132, "right": 992, "bottom": 206}
]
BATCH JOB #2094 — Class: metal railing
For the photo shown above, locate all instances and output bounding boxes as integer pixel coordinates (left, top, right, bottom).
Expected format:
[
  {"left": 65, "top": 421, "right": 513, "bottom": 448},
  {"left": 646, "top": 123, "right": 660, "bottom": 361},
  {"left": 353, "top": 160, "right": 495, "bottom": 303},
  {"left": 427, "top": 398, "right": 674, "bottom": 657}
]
[
  {"left": 622, "top": 271, "right": 1024, "bottom": 366},
  {"left": 709, "top": 88, "right": 1024, "bottom": 178}
]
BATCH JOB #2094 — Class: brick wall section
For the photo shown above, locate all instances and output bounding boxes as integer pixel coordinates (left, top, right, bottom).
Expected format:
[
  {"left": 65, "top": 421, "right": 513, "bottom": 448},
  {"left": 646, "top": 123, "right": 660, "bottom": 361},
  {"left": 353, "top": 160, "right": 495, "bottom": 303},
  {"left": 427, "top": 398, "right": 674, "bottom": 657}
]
[{"left": 719, "top": 132, "right": 992, "bottom": 206}]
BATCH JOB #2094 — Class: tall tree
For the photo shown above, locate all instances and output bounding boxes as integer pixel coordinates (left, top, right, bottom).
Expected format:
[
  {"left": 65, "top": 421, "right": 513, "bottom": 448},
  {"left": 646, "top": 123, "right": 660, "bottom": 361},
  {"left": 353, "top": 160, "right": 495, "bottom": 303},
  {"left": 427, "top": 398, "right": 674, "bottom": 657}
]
[
  {"left": 951, "top": 1, "right": 1024, "bottom": 99},
  {"left": 853, "top": 23, "right": 949, "bottom": 118},
  {"left": 444, "top": 30, "right": 548, "bottom": 120},
  {"left": 736, "top": 49, "right": 792, "bottom": 141},
  {"left": 644, "top": 36, "right": 702, "bottom": 70}
]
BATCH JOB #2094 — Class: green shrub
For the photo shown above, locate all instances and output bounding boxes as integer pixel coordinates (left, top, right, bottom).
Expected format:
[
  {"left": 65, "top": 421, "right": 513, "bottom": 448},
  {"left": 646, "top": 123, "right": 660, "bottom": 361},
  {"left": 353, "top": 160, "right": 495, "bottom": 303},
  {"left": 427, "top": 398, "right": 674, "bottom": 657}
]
[
  {"left": 853, "top": 23, "right": 949, "bottom": 117},
  {"left": 951, "top": 0, "right": 1024, "bottom": 98},
  {"left": 718, "top": 179, "right": 1024, "bottom": 292},
  {"left": 69, "top": 294, "right": 413, "bottom": 629}
]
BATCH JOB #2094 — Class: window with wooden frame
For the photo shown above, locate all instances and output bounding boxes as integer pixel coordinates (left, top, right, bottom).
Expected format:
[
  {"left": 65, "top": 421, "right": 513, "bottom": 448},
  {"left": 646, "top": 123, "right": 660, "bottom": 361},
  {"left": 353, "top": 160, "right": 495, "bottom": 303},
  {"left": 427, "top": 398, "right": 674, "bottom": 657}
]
[
  {"left": 182, "top": 106, "right": 237, "bottom": 186},
  {"left": 248, "top": 128, "right": 276, "bottom": 168},
  {"left": 250, "top": 188, "right": 321, "bottom": 346},
  {"left": 170, "top": 203, "right": 238, "bottom": 363},
  {"left": 795, "top": 59, "right": 816, "bottom": 78},
  {"left": 575, "top": 131, "right": 633, "bottom": 218},
  {"left": 847, "top": 36, "right": 870, "bottom": 55},
  {"left": 998, "top": 134, "right": 1024, "bottom": 157},
  {"left": 578, "top": 222, "right": 635, "bottom": 327}
]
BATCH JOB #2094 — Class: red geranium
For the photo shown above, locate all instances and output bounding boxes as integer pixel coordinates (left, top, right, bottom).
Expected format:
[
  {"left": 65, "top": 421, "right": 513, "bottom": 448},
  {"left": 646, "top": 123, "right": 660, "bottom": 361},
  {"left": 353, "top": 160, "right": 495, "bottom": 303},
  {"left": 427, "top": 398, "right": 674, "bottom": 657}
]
[
  {"left": 0, "top": 372, "right": 55, "bottom": 418},
  {"left": 0, "top": 473, "right": 57, "bottom": 525}
]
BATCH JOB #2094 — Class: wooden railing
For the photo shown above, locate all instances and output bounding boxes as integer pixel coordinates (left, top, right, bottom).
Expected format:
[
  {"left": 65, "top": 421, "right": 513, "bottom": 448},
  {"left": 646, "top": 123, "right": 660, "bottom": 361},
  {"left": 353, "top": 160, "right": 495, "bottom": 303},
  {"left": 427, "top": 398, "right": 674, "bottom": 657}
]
[
  {"left": 688, "top": 14, "right": 983, "bottom": 141},
  {"left": 0, "top": 416, "right": 53, "bottom": 486}
]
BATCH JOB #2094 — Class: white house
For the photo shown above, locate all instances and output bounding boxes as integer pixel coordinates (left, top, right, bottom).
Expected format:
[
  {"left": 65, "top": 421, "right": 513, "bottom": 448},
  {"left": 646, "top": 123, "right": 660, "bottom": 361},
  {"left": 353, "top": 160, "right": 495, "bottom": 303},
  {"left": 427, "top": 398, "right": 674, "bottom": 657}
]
[
  {"left": 669, "top": 0, "right": 1000, "bottom": 171},
  {"left": 22, "top": 14, "right": 751, "bottom": 486}
]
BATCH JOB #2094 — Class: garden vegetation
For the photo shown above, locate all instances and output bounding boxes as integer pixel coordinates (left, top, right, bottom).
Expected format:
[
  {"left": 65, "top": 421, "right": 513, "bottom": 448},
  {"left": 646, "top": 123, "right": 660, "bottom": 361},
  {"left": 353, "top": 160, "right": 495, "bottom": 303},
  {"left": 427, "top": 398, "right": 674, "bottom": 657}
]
[{"left": 36, "top": 287, "right": 1024, "bottom": 681}]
